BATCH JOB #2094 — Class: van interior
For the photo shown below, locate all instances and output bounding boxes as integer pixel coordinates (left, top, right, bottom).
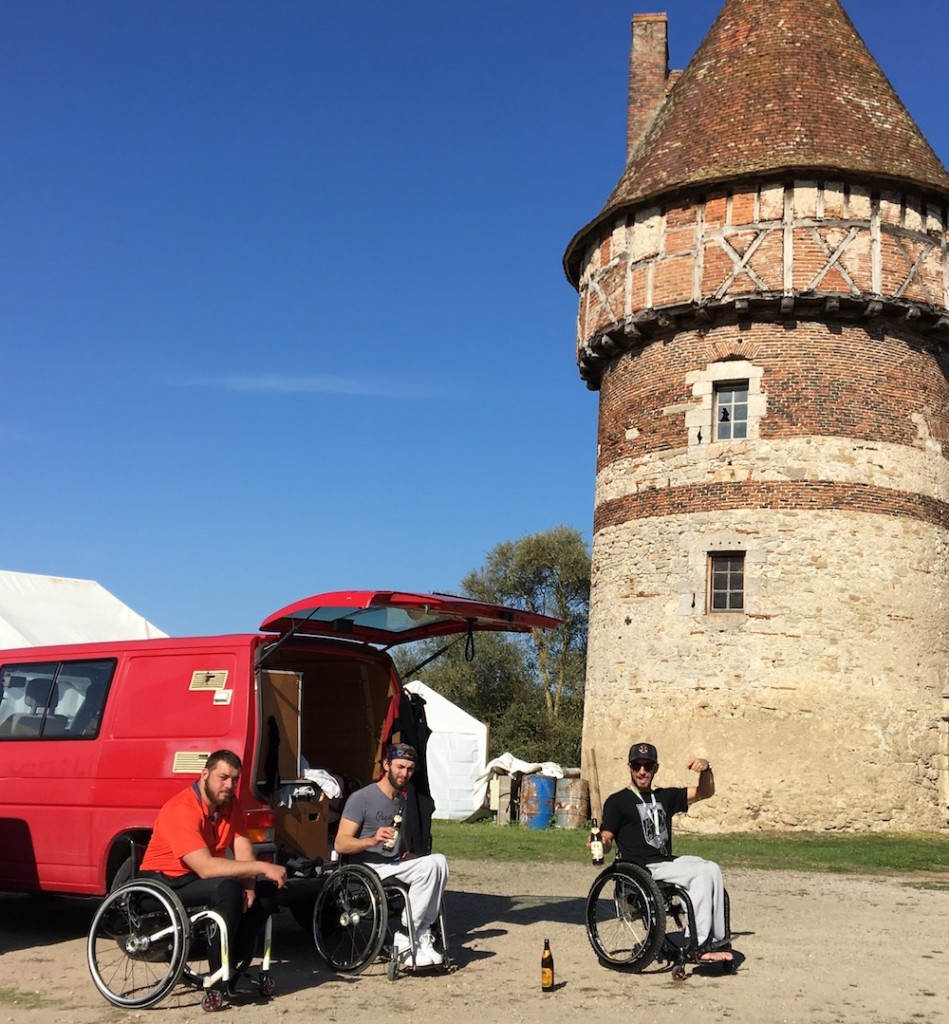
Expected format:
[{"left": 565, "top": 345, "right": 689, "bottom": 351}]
[{"left": 257, "top": 645, "right": 397, "bottom": 863}]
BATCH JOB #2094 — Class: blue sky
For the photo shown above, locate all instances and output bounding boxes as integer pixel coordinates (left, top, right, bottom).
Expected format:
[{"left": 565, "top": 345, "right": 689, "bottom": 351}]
[{"left": 3, "top": 0, "right": 947, "bottom": 637}]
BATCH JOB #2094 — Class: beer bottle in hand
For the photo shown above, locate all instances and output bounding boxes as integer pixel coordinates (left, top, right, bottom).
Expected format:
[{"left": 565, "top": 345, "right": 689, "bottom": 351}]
[
  {"left": 383, "top": 810, "right": 403, "bottom": 851},
  {"left": 589, "top": 817, "right": 604, "bottom": 866},
  {"left": 541, "top": 938, "right": 554, "bottom": 992}
]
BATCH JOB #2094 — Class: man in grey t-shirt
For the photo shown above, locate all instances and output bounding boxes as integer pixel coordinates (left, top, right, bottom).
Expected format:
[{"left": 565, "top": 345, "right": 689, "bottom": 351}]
[{"left": 335, "top": 743, "right": 449, "bottom": 967}]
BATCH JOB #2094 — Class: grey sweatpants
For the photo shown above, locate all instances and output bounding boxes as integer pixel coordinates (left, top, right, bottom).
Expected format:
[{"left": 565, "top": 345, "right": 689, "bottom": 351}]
[
  {"left": 369, "top": 853, "right": 449, "bottom": 934},
  {"left": 648, "top": 855, "right": 727, "bottom": 947}
]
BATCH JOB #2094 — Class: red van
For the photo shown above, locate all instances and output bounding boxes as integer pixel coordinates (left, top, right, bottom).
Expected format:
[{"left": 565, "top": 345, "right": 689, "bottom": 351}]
[{"left": 0, "top": 590, "right": 556, "bottom": 900}]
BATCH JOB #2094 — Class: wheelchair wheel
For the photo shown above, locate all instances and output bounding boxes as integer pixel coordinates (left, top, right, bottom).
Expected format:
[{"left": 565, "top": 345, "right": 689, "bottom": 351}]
[
  {"left": 313, "top": 864, "right": 386, "bottom": 974},
  {"left": 586, "top": 864, "right": 666, "bottom": 971},
  {"left": 87, "top": 879, "right": 190, "bottom": 1008}
]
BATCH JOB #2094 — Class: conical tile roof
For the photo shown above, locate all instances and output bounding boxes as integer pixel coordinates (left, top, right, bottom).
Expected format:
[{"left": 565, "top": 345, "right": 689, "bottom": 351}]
[{"left": 565, "top": 0, "right": 949, "bottom": 283}]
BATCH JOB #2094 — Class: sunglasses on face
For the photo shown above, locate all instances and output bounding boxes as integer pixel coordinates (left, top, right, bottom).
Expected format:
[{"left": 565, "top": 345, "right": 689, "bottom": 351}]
[{"left": 630, "top": 761, "right": 657, "bottom": 773}]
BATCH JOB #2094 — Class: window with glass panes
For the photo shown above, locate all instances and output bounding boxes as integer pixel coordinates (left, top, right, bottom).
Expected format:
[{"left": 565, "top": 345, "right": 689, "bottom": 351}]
[
  {"left": 708, "top": 553, "right": 744, "bottom": 612},
  {"left": 713, "top": 382, "right": 748, "bottom": 440}
]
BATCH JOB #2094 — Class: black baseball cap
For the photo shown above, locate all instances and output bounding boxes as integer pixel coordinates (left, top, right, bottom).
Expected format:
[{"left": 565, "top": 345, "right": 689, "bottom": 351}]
[{"left": 628, "top": 742, "right": 658, "bottom": 764}]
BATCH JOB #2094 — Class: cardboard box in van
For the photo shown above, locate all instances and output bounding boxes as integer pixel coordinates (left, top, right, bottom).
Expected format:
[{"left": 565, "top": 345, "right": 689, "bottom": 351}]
[{"left": 0, "top": 590, "right": 557, "bottom": 902}]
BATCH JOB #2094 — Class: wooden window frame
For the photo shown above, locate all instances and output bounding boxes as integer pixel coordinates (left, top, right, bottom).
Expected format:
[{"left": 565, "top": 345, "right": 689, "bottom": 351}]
[
  {"left": 707, "top": 552, "right": 745, "bottom": 613},
  {"left": 712, "top": 380, "right": 749, "bottom": 441}
]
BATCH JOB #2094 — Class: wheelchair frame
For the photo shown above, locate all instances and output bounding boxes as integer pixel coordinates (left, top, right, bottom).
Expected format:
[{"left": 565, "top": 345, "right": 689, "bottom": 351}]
[
  {"left": 86, "top": 876, "right": 275, "bottom": 1011},
  {"left": 310, "top": 861, "right": 451, "bottom": 980},
  {"left": 585, "top": 861, "right": 733, "bottom": 981}
]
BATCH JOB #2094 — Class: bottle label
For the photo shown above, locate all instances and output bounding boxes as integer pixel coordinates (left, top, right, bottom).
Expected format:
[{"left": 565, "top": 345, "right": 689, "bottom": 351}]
[
  {"left": 383, "top": 811, "right": 403, "bottom": 850},
  {"left": 590, "top": 839, "right": 604, "bottom": 863},
  {"left": 541, "top": 967, "right": 554, "bottom": 990}
]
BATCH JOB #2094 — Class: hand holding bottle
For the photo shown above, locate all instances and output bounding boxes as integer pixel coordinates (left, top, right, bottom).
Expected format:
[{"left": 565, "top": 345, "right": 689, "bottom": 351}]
[
  {"left": 588, "top": 817, "right": 604, "bottom": 865},
  {"left": 382, "top": 810, "right": 403, "bottom": 851}
]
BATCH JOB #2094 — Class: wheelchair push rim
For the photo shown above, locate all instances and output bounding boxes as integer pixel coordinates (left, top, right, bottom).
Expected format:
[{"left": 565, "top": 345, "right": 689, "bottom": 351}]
[{"left": 87, "top": 879, "right": 191, "bottom": 1008}]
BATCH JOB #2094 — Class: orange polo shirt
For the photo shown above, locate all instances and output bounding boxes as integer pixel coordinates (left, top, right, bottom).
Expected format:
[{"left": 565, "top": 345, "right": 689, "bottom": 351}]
[{"left": 140, "top": 782, "right": 246, "bottom": 877}]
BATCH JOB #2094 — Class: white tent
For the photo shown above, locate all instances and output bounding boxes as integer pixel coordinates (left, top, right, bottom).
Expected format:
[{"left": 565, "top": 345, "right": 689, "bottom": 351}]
[
  {"left": 0, "top": 570, "right": 166, "bottom": 648},
  {"left": 405, "top": 679, "right": 489, "bottom": 820}
]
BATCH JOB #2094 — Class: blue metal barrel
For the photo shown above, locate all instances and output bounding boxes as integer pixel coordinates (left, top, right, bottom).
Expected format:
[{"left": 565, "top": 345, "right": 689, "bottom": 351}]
[{"left": 518, "top": 774, "right": 556, "bottom": 830}]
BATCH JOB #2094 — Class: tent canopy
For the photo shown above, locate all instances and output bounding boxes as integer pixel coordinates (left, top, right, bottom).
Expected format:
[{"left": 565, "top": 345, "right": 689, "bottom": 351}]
[
  {"left": 0, "top": 570, "right": 166, "bottom": 648},
  {"left": 405, "top": 680, "right": 488, "bottom": 820}
]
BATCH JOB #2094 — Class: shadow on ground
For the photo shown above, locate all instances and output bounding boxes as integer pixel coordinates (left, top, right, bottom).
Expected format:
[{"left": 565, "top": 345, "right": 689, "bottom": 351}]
[{"left": 0, "top": 893, "right": 96, "bottom": 954}]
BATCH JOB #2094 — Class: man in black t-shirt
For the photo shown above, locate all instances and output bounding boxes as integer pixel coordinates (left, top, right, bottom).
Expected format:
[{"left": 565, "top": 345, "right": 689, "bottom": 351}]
[{"left": 596, "top": 741, "right": 732, "bottom": 963}]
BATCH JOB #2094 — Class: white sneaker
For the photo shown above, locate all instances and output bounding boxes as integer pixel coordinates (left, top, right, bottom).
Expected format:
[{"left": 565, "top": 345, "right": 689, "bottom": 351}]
[
  {"left": 414, "top": 930, "right": 443, "bottom": 967},
  {"left": 392, "top": 931, "right": 413, "bottom": 962}
]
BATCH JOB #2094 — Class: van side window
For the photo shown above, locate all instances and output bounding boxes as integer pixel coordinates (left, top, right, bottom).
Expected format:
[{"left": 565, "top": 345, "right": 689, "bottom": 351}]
[{"left": 0, "top": 659, "right": 115, "bottom": 739}]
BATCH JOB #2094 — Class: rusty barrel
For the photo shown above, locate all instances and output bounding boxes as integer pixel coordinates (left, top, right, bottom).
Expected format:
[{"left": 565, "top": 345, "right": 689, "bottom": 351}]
[
  {"left": 554, "top": 777, "right": 589, "bottom": 829},
  {"left": 518, "top": 774, "right": 556, "bottom": 829}
]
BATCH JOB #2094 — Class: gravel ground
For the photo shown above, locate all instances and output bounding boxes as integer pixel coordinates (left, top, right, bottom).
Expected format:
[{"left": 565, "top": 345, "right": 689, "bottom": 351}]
[{"left": 0, "top": 860, "right": 947, "bottom": 1024}]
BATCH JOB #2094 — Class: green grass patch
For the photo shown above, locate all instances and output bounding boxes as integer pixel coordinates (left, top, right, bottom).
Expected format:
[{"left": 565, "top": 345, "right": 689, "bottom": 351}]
[
  {"left": 0, "top": 987, "right": 54, "bottom": 1009},
  {"left": 431, "top": 819, "right": 949, "bottom": 874}
]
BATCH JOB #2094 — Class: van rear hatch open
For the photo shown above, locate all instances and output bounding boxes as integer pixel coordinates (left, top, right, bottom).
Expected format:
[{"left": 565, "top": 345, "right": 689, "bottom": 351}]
[{"left": 259, "top": 590, "right": 559, "bottom": 647}]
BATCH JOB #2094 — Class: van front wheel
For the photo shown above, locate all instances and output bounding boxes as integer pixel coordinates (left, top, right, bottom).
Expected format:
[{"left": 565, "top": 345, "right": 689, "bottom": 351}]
[{"left": 109, "top": 857, "right": 135, "bottom": 892}]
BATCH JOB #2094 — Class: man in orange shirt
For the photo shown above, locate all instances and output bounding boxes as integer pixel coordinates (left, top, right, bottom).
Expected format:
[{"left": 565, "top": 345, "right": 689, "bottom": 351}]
[{"left": 140, "top": 750, "right": 287, "bottom": 980}]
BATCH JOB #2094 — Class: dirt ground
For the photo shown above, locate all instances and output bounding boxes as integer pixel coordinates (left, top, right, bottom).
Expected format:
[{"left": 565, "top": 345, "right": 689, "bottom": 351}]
[{"left": 1, "top": 861, "right": 947, "bottom": 1024}]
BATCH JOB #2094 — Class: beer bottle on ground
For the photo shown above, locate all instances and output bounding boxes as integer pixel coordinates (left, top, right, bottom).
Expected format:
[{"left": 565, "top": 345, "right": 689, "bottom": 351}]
[{"left": 541, "top": 938, "right": 554, "bottom": 992}]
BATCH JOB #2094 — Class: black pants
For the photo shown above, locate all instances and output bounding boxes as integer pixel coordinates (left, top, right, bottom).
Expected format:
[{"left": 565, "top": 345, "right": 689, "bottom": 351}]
[{"left": 141, "top": 872, "right": 278, "bottom": 972}]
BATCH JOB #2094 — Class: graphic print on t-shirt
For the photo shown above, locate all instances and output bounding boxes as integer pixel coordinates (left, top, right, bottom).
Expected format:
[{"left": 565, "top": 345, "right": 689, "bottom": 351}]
[{"left": 637, "top": 799, "right": 669, "bottom": 853}]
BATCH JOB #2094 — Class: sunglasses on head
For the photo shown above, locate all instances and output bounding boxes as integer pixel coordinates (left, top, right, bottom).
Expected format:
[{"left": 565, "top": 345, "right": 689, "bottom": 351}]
[{"left": 630, "top": 761, "right": 657, "bottom": 772}]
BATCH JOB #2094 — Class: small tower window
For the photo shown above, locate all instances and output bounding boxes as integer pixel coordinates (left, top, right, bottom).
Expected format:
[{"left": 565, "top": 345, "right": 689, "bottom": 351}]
[
  {"left": 708, "top": 553, "right": 744, "bottom": 612},
  {"left": 713, "top": 382, "right": 748, "bottom": 440}
]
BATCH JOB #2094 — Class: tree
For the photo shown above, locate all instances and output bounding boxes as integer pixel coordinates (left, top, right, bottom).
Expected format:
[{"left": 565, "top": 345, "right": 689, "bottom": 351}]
[
  {"left": 461, "top": 525, "right": 590, "bottom": 726},
  {"left": 395, "top": 526, "right": 590, "bottom": 764}
]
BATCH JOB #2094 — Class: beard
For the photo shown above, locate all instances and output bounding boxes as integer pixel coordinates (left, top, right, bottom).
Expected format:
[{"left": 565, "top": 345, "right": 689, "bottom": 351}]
[{"left": 204, "top": 778, "right": 232, "bottom": 807}]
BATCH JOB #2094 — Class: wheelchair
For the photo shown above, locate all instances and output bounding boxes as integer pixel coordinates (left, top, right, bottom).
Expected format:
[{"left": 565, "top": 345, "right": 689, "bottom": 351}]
[
  {"left": 87, "top": 876, "right": 275, "bottom": 1011},
  {"left": 585, "top": 861, "right": 733, "bottom": 981},
  {"left": 311, "top": 862, "right": 450, "bottom": 981}
]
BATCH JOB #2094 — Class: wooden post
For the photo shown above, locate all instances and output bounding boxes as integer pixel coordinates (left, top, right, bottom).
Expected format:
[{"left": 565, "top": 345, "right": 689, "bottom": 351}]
[{"left": 587, "top": 748, "right": 603, "bottom": 821}]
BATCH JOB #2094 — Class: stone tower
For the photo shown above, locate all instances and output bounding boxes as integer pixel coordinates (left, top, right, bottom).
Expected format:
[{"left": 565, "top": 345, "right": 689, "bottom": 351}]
[{"left": 564, "top": 0, "right": 949, "bottom": 831}]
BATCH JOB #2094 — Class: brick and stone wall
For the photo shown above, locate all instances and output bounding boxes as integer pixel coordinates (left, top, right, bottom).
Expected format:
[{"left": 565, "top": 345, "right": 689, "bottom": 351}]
[
  {"left": 577, "top": 189, "right": 949, "bottom": 832},
  {"left": 586, "top": 502, "right": 949, "bottom": 831}
]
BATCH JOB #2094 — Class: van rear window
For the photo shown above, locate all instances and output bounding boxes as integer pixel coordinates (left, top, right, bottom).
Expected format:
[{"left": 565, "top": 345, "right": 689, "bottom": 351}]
[{"left": 0, "top": 659, "right": 115, "bottom": 739}]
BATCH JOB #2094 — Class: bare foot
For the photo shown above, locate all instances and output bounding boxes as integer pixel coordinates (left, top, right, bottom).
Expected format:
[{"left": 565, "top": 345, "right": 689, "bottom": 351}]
[{"left": 698, "top": 949, "right": 734, "bottom": 963}]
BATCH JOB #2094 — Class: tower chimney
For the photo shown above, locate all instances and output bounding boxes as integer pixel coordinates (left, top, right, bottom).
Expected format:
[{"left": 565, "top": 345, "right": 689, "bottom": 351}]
[{"left": 627, "top": 13, "right": 670, "bottom": 160}]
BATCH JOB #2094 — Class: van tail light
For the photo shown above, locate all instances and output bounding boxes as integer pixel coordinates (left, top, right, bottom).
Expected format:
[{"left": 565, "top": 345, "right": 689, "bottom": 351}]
[{"left": 245, "top": 807, "right": 275, "bottom": 852}]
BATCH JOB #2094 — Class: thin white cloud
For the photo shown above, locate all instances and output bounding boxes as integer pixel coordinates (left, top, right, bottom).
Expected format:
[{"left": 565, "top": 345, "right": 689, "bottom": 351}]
[{"left": 178, "top": 373, "right": 440, "bottom": 399}]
